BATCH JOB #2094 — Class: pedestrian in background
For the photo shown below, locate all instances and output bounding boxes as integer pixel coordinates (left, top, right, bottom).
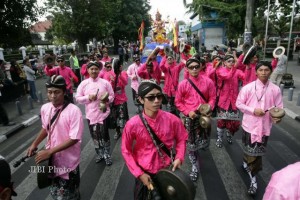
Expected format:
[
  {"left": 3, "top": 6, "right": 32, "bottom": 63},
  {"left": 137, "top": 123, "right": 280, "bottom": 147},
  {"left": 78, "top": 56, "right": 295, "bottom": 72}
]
[
  {"left": 23, "top": 58, "right": 39, "bottom": 102},
  {"left": 69, "top": 50, "right": 81, "bottom": 87},
  {"left": 270, "top": 50, "right": 287, "bottom": 85},
  {"left": 236, "top": 61, "right": 283, "bottom": 196},
  {"left": 0, "top": 59, "right": 15, "bottom": 126}
]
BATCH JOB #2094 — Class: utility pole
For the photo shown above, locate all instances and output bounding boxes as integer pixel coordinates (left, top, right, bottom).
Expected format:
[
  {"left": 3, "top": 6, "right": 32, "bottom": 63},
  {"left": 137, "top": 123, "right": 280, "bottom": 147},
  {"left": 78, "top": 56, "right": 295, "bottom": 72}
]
[{"left": 244, "top": 0, "right": 255, "bottom": 44}]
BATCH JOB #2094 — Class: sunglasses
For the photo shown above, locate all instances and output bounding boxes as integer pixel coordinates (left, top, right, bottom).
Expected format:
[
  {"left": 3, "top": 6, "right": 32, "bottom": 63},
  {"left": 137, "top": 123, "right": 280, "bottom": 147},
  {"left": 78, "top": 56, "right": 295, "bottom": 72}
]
[
  {"left": 105, "top": 65, "right": 112, "bottom": 68},
  {"left": 167, "top": 57, "right": 173, "bottom": 60},
  {"left": 143, "top": 93, "right": 164, "bottom": 101},
  {"left": 187, "top": 65, "right": 201, "bottom": 70},
  {"left": 57, "top": 60, "right": 64, "bottom": 63}
]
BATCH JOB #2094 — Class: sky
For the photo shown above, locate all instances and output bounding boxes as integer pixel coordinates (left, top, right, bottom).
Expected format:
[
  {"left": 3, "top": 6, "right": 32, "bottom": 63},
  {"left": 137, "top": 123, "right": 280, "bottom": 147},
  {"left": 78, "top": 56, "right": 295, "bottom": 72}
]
[{"left": 149, "top": 0, "right": 193, "bottom": 23}]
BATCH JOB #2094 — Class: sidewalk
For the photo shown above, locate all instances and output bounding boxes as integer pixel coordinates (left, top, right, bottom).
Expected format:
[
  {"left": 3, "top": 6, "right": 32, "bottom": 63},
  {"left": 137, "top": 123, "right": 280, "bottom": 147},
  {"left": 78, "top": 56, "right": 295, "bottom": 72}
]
[{"left": 1, "top": 56, "right": 300, "bottom": 144}]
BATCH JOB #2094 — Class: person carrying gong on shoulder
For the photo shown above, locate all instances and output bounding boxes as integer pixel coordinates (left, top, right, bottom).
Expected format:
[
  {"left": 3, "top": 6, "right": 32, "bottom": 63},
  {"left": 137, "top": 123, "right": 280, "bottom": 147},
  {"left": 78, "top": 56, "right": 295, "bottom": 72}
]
[
  {"left": 175, "top": 57, "right": 216, "bottom": 182},
  {"left": 121, "top": 80, "right": 188, "bottom": 200},
  {"left": 76, "top": 61, "right": 114, "bottom": 166},
  {"left": 27, "top": 75, "right": 84, "bottom": 200},
  {"left": 236, "top": 61, "right": 284, "bottom": 196}
]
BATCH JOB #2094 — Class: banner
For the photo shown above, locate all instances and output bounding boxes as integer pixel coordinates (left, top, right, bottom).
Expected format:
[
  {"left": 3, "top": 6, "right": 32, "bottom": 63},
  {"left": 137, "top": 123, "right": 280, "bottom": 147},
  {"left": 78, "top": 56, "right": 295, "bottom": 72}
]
[
  {"left": 138, "top": 21, "right": 145, "bottom": 51},
  {"left": 172, "top": 19, "right": 178, "bottom": 47}
]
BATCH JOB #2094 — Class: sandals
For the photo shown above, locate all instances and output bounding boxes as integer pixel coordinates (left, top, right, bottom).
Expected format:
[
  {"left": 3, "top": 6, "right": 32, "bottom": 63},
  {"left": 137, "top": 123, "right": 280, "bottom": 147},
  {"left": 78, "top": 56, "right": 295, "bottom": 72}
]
[
  {"left": 248, "top": 182, "right": 257, "bottom": 195},
  {"left": 226, "top": 135, "right": 233, "bottom": 144},
  {"left": 104, "top": 156, "right": 112, "bottom": 166},
  {"left": 95, "top": 155, "right": 104, "bottom": 163},
  {"left": 189, "top": 171, "right": 198, "bottom": 182},
  {"left": 216, "top": 138, "right": 223, "bottom": 148}
]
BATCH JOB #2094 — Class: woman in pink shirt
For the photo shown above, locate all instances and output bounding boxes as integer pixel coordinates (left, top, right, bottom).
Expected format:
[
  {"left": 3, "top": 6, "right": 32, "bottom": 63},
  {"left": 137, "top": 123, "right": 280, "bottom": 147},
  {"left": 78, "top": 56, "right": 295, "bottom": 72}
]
[
  {"left": 159, "top": 53, "right": 185, "bottom": 116},
  {"left": 27, "top": 75, "right": 84, "bottom": 199},
  {"left": 111, "top": 58, "right": 129, "bottom": 140},
  {"left": 175, "top": 57, "right": 216, "bottom": 182},
  {"left": 101, "top": 50, "right": 112, "bottom": 63},
  {"left": 80, "top": 54, "right": 95, "bottom": 80},
  {"left": 215, "top": 54, "right": 244, "bottom": 148},
  {"left": 121, "top": 80, "right": 188, "bottom": 200},
  {"left": 236, "top": 61, "right": 283, "bottom": 196}
]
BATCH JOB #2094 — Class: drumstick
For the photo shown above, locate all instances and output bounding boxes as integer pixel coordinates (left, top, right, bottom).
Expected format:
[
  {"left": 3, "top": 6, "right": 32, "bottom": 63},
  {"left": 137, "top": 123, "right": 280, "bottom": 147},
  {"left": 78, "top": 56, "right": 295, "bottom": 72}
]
[
  {"left": 265, "top": 106, "right": 275, "bottom": 112},
  {"left": 13, "top": 148, "right": 38, "bottom": 168}
]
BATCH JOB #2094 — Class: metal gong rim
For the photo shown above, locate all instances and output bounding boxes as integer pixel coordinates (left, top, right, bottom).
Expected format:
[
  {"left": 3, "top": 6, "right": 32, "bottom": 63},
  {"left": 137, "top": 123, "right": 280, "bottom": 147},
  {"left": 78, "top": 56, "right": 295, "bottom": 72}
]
[{"left": 155, "top": 168, "right": 195, "bottom": 200}]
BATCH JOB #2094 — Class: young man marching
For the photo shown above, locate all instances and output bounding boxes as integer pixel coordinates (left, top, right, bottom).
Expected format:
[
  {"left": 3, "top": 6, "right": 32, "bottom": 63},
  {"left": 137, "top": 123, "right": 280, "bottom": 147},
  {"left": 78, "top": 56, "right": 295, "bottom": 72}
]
[
  {"left": 175, "top": 57, "right": 216, "bottom": 181},
  {"left": 236, "top": 61, "right": 283, "bottom": 195},
  {"left": 76, "top": 62, "right": 115, "bottom": 165},
  {"left": 28, "top": 75, "right": 84, "bottom": 199}
]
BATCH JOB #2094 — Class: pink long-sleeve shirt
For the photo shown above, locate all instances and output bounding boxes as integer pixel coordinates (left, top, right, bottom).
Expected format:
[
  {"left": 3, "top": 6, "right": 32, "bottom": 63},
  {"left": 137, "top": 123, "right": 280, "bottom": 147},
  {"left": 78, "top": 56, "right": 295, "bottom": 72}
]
[
  {"left": 113, "top": 71, "right": 128, "bottom": 105},
  {"left": 236, "top": 79, "right": 283, "bottom": 143},
  {"left": 263, "top": 162, "right": 300, "bottom": 200},
  {"left": 75, "top": 77, "right": 114, "bottom": 124},
  {"left": 101, "top": 56, "right": 112, "bottom": 63},
  {"left": 138, "top": 61, "right": 161, "bottom": 84},
  {"left": 127, "top": 62, "right": 141, "bottom": 92},
  {"left": 41, "top": 103, "right": 84, "bottom": 179},
  {"left": 80, "top": 63, "right": 90, "bottom": 79},
  {"left": 45, "top": 66, "right": 78, "bottom": 92},
  {"left": 217, "top": 67, "right": 244, "bottom": 110},
  {"left": 121, "top": 110, "right": 188, "bottom": 178},
  {"left": 175, "top": 75, "right": 216, "bottom": 116},
  {"left": 99, "top": 69, "right": 115, "bottom": 86},
  {"left": 236, "top": 54, "right": 257, "bottom": 86},
  {"left": 159, "top": 61, "right": 185, "bottom": 97}
]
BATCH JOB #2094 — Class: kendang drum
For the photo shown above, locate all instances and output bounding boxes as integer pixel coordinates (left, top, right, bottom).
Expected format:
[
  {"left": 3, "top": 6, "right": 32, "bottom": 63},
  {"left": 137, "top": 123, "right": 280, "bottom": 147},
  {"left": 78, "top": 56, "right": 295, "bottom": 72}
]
[{"left": 154, "top": 168, "right": 196, "bottom": 200}]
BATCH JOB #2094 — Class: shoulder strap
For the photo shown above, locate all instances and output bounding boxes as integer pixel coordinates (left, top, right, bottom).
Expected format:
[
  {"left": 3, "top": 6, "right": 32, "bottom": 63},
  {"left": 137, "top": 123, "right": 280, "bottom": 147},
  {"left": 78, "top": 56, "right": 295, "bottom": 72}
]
[
  {"left": 138, "top": 113, "right": 172, "bottom": 159},
  {"left": 187, "top": 78, "right": 207, "bottom": 102},
  {"left": 47, "top": 102, "right": 69, "bottom": 131}
]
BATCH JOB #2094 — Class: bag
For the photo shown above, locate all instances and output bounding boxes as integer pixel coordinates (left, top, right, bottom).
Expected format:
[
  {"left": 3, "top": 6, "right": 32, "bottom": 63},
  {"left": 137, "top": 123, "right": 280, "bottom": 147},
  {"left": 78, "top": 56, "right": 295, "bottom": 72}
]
[{"left": 107, "top": 106, "right": 117, "bottom": 129}]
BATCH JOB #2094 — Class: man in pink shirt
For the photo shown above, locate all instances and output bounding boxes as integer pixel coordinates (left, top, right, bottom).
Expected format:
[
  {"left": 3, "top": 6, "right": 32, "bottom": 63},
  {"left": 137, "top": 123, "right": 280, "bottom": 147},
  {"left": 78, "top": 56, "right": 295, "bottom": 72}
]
[
  {"left": 159, "top": 53, "right": 185, "bottom": 116},
  {"left": 44, "top": 55, "right": 78, "bottom": 103},
  {"left": 76, "top": 62, "right": 114, "bottom": 166},
  {"left": 138, "top": 60, "right": 161, "bottom": 84},
  {"left": 215, "top": 54, "right": 244, "bottom": 148},
  {"left": 27, "top": 75, "right": 84, "bottom": 199},
  {"left": 263, "top": 162, "right": 300, "bottom": 200},
  {"left": 175, "top": 57, "right": 216, "bottom": 182},
  {"left": 122, "top": 80, "right": 188, "bottom": 200},
  {"left": 127, "top": 55, "right": 141, "bottom": 104},
  {"left": 236, "top": 61, "right": 283, "bottom": 196},
  {"left": 111, "top": 58, "right": 129, "bottom": 140}
]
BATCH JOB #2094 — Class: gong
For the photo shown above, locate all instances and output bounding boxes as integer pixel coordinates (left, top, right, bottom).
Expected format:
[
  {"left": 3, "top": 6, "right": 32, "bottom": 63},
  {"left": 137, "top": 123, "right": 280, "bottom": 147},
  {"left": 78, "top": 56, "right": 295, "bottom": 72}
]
[
  {"left": 155, "top": 168, "right": 196, "bottom": 200},
  {"left": 269, "top": 107, "right": 285, "bottom": 118}
]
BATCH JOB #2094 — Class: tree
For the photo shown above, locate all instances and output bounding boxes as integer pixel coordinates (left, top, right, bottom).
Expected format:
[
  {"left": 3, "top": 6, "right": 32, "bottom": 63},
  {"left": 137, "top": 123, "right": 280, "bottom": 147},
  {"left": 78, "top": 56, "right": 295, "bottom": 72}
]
[
  {"left": 0, "top": 0, "right": 44, "bottom": 48},
  {"left": 183, "top": 0, "right": 300, "bottom": 42},
  {"left": 46, "top": 0, "right": 151, "bottom": 52}
]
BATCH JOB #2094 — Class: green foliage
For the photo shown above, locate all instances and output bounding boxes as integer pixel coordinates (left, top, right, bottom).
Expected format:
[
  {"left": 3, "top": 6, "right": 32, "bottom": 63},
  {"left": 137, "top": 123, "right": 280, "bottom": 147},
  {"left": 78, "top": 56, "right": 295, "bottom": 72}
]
[
  {"left": 46, "top": 0, "right": 151, "bottom": 52},
  {"left": 0, "top": 0, "right": 44, "bottom": 48},
  {"left": 184, "top": 0, "right": 300, "bottom": 40}
]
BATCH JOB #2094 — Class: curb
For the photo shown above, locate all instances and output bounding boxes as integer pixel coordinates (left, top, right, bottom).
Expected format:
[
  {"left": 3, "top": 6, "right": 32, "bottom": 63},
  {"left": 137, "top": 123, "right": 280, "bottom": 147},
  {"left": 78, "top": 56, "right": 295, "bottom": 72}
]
[
  {"left": 284, "top": 108, "right": 300, "bottom": 122},
  {"left": 0, "top": 115, "right": 40, "bottom": 144}
]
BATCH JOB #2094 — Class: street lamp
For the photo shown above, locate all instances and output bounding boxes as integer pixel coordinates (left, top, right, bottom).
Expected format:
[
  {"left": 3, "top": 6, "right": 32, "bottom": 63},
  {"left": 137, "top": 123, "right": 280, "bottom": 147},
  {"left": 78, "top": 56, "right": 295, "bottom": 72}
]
[
  {"left": 263, "top": 0, "right": 271, "bottom": 60},
  {"left": 286, "top": 0, "right": 296, "bottom": 73}
]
